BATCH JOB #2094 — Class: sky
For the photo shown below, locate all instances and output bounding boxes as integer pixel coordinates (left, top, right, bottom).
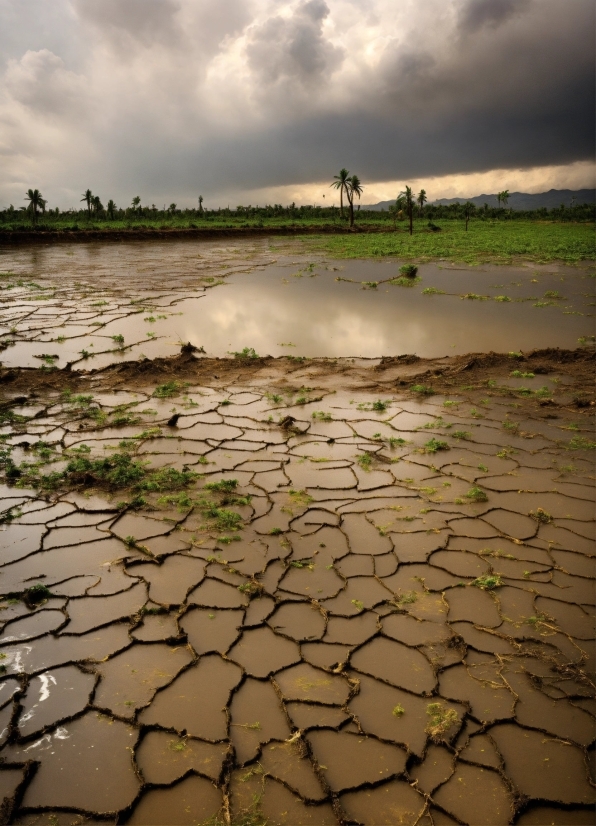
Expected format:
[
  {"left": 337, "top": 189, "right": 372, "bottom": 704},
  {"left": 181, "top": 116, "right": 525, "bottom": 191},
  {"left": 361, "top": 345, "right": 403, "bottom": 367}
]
[{"left": 0, "top": 0, "right": 594, "bottom": 209}]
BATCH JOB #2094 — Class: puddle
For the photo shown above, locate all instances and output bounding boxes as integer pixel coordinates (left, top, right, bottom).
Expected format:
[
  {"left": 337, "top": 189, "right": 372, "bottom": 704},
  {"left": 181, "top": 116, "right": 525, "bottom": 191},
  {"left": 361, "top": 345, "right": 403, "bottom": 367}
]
[{"left": 0, "top": 241, "right": 594, "bottom": 368}]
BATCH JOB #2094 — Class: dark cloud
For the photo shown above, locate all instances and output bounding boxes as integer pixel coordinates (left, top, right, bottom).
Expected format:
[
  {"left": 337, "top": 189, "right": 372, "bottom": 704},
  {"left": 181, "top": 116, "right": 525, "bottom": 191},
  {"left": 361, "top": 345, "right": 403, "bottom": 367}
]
[
  {"left": 458, "top": 0, "right": 532, "bottom": 34},
  {"left": 0, "top": 0, "right": 593, "bottom": 206},
  {"left": 246, "top": 0, "right": 344, "bottom": 85}
]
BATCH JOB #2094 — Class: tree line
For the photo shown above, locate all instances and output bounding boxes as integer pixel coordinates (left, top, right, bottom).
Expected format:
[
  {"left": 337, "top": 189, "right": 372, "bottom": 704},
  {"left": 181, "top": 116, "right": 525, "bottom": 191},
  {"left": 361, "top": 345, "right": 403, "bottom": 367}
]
[{"left": 9, "top": 181, "right": 594, "bottom": 229}]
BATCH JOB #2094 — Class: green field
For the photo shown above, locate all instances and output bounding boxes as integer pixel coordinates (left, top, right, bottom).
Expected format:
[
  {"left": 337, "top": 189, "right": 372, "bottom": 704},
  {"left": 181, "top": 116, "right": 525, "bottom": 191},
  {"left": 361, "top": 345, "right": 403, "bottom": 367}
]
[{"left": 303, "top": 221, "right": 595, "bottom": 265}]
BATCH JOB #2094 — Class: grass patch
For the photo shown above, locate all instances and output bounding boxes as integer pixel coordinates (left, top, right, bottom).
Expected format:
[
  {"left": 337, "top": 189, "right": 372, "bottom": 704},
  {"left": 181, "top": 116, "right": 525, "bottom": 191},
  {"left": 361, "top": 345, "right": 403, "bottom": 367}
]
[
  {"left": 423, "top": 438, "right": 449, "bottom": 454},
  {"left": 306, "top": 221, "right": 595, "bottom": 265}
]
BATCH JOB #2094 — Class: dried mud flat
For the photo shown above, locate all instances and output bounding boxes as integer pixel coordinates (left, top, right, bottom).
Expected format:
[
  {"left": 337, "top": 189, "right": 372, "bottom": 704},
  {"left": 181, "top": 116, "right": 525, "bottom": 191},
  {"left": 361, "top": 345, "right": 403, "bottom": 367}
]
[{"left": 0, "top": 347, "right": 594, "bottom": 826}]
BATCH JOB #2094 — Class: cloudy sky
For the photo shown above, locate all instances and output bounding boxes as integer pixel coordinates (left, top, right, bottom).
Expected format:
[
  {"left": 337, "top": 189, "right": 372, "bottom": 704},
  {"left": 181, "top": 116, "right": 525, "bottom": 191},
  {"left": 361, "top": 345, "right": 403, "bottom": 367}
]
[{"left": 0, "top": 0, "right": 594, "bottom": 209}]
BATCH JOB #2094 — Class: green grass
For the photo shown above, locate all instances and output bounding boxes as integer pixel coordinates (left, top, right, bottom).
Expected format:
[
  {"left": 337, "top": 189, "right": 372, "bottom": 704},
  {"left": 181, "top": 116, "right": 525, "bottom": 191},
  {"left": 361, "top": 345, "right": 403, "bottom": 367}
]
[{"left": 306, "top": 221, "right": 594, "bottom": 264}]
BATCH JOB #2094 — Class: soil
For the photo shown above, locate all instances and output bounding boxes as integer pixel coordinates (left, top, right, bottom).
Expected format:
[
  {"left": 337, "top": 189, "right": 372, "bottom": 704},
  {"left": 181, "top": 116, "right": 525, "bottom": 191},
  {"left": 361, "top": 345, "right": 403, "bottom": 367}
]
[{"left": 0, "top": 348, "right": 594, "bottom": 824}]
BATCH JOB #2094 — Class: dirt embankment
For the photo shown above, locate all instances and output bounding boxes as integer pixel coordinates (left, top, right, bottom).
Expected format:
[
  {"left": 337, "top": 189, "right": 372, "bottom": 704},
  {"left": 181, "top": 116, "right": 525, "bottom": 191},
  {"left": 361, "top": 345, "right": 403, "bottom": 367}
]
[
  {"left": 0, "top": 224, "right": 368, "bottom": 244},
  {"left": 1, "top": 346, "right": 594, "bottom": 400}
]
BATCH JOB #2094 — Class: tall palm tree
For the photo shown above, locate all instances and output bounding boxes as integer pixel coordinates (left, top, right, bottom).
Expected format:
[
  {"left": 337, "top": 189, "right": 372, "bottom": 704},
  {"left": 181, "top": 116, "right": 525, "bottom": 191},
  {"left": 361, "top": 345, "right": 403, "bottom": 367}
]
[
  {"left": 417, "top": 189, "right": 427, "bottom": 216},
  {"left": 346, "top": 175, "right": 363, "bottom": 228},
  {"left": 131, "top": 196, "right": 141, "bottom": 212},
  {"left": 92, "top": 195, "right": 103, "bottom": 216},
  {"left": 400, "top": 186, "right": 415, "bottom": 235},
  {"left": 106, "top": 200, "right": 116, "bottom": 220},
  {"left": 330, "top": 168, "right": 350, "bottom": 218},
  {"left": 81, "top": 189, "right": 93, "bottom": 217},
  {"left": 497, "top": 190, "right": 510, "bottom": 209},
  {"left": 24, "top": 189, "right": 46, "bottom": 224},
  {"left": 198, "top": 195, "right": 204, "bottom": 214}
]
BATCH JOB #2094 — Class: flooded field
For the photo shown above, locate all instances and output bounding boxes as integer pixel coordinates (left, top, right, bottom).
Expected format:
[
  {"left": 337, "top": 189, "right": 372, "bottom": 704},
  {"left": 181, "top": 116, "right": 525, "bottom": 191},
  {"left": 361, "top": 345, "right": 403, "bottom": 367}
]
[
  {"left": 0, "top": 240, "right": 594, "bottom": 368},
  {"left": 0, "top": 239, "right": 594, "bottom": 825}
]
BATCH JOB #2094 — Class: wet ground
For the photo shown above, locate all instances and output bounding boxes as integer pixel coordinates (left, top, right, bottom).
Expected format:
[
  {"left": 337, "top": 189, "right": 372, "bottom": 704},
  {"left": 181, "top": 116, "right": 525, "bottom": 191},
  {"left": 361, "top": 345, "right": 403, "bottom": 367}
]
[
  {"left": 0, "top": 240, "right": 594, "bottom": 368},
  {"left": 0, "top": 240, "right": 594, "bottom": 825}
]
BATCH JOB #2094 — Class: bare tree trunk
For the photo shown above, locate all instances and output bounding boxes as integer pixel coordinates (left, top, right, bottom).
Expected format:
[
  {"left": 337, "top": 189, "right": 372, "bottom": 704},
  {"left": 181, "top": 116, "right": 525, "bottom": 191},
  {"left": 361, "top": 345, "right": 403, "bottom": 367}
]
[
  {"left": 340, "top": 188, "right": 344, "bottom": 218},
  {"left": 409, "top": 206, "right": 413, "bottom": 236}
]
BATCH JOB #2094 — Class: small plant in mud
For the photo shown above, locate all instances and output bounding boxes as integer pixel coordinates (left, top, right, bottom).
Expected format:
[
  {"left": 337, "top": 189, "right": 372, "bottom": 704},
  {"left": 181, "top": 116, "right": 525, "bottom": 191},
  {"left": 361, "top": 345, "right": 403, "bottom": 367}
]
[
  {"left": 578, "top": 335, "right": 596, "bottom": 346},
  {"left": 390, "top": 276, "right": 420, "bottom": 287},
  {"left": 392, "top": 704, "right": 405, "bottom": 717},
  {"left": 153, "top": 381, "right": 182, "bottom": 398},
  {"left": 290, "top": 559, "right": 314, "bottom": 570},
  {"left": 423, "top": 438, "right": 449, "bottom": 454},
  {"left": 425, "top": 703, "right": 458, "bottom": 741},
  {"left": 494, "top": 295, "right": 511, "bottom": 302},
  {"left": 168, "top": 738, "right": 187, "bottom": 752},
  {"left": 312, "top": 411, "right": 332, "bottom": 422},
  {"left": 529, "top": 507, "right": 553, "bottom": 523},
  {"left": 351, "top": 599, "right": 365, "bottom": 611},
  {"left": 395, "top": 591, "right": 418, "bottom": 607},
  {"left": 269, "top": 527, "right": 284, "bottom": 535},
  {"left": 19, "top": 583, "right": 53, "bottom": 608},
  {"left": 205, "top": 479, "right": 238, "bottom": 493},
  {"left": 451, "top": 430, "right": 471, "bottom": 440},
  {"left": 510, "top": 370, "right": 534, "bottom": 378},
  {"left": 362, "top": 281, "right": 378, "bottom": 289},
  {"left": 356, "top": 452, "right": 374, "bottom": 471},
  {"left": 502, "top": 420, "right": 519, "bottom": 433},
  {"left": 422, "top": 287, "right": 445, "bottom": 295},
  {"left": 508, "top": 351, "right": 523, "bottom": 359},
  {"left": 238, "top": 580, "right": 263, "bottom": 598},
  {"left": 372, "top": 399, "right": 390, "bottom": 411},
  {"left": 411, "top": 384, "right": 434, "bottom": 396},
  {"left": 567, "top": 436, "right": 596, "bottom": 450},
  {"left": 399, "top": 264, "right": 418, "bottom": 277},
  {"left": 231, "top": 347, "right": 260, "bottom": 359},
  {"left": 463, "top": 486, "right": 488, "bottom": 503},
  {"left": 472, "top": 574, "right": 503, "bottom": 590}
]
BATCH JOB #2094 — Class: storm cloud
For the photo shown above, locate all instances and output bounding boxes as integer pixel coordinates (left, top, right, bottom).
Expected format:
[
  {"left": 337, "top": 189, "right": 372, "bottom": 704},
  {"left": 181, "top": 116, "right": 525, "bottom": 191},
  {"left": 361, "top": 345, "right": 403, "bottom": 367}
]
[{"left": 0, "top": 0, "right": 593, "bottom": 207}]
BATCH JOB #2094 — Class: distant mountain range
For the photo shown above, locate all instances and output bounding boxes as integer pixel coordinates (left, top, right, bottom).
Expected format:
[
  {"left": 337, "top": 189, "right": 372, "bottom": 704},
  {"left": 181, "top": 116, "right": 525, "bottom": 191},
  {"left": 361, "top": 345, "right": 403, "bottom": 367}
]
[{"left": 364, "top": 188, "right": 595, "bottom": 211}]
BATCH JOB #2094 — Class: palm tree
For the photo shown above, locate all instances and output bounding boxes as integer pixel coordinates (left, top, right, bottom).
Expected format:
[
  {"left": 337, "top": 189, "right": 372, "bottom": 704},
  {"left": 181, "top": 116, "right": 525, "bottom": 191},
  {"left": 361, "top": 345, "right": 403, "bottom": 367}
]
[
  {"left": 330, "top": 168, "right": 350, "bottom": 218},
  {"left": 346, "top": 175, "right": 363, "bottom": 228},
  {"left": 417, "top": 189, "right": 427, "bottom": 216},
  {"left": 24, "top": 189, "right": 46, "bottom": 224},
  {"left": 131, "top": 196, "right": 141, "bottom": 213},
  {"left": 497, "top": 190, "right": 509, "bottom": 209},
  {"left": 400, "top": 186, "right": 415, "bottom": 235},
  {"left": 81, "top": 189, "right": 93, "bottom": 217},
  {"left": 169, "top": 203, "right": 177, "bottom": 213},
  {"left": 92, "top": 195, "right": 103, "bottom": 216},
  {"left": 106, "top": 200, "right": 116, "bottom": 220},
  {"left": 198, "top": 195, "right": 204, "bottom": 214}
]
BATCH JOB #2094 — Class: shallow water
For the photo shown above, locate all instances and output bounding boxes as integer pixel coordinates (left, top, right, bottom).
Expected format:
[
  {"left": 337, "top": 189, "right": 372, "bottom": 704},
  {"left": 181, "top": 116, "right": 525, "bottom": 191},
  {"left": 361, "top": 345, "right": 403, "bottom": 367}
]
[{"left": 0, "top": 239, "right": 593, "bottom": 368}]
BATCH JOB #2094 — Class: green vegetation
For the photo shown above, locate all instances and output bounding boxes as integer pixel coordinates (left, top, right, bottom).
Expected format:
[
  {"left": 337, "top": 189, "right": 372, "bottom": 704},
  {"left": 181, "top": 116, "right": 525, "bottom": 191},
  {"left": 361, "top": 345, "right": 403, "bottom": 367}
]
[
  {"left": 307, "top": 220, "right": 594, "bottom": 264},
  {"left": 426, "top": 703, "right": 459, "bottom": 741},
  {"left": 423, "top": 438, "right": 449, "bottom": 454},
  {"left": 392, "top": 704, "right": 405, "bottom": 717},
  {"left": 529, "top": 507, "right": 552, "bottom": 524},
  {"left": 472, "top": 574, "right": 503, "bottom": 590},
  {"left": 231, "top": 347, "right": 260, "bottom": 359},
  {"left": 5, "top": 187, "right": 593, "bottom": 267}
]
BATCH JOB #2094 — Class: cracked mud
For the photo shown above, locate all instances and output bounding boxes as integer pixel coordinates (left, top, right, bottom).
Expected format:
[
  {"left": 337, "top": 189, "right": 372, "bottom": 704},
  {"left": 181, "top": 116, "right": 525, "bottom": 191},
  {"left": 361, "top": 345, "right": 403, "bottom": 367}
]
[{"left": 0, "top": 242, "right": 594, "bottom": 825}]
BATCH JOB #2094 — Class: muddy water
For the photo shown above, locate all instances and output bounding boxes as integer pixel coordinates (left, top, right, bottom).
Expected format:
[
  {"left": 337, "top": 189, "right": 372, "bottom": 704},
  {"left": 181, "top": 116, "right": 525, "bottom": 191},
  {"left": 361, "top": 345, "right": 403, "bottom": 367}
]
[
  {"left": 0, "top": 350, "right": 594, "bottom": 825},
  {"left": 0, "top": 239, "right": 594, "bottom": 368}
]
